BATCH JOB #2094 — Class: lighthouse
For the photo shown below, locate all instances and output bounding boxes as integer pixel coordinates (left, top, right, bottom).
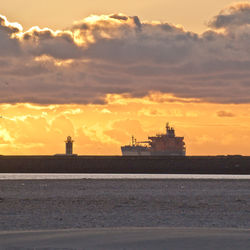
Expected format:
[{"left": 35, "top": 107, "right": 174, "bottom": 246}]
[{"left": 65, "top": 136, "right": 74, "bottom": 155}]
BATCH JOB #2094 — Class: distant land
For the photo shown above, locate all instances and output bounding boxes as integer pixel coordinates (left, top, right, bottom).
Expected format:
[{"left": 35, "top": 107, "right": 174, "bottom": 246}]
[{"left": 0, "top": 155, "right": 249, "bottom": 174}]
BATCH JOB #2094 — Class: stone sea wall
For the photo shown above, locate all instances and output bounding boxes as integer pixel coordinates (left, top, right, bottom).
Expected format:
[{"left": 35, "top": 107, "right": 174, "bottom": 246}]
[{"left": 0, "top": 155, "right": 249, "bottom": 174}]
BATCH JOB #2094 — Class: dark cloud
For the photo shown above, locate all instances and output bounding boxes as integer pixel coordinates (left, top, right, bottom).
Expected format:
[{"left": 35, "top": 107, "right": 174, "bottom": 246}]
[
  {"left": 31, "top": 38, "right": 83, "bottom": 59},
  {"left": 22, "top": 28, "right": 82, "bottom": 59},
  {"left": 0, "top": 16, "right": 20, "bottom": 34},
  {"left": 217, "top": 111, "right": 235, "bottom": 117},
  {"left": 132, "top": 16, "right": 141, "bottom": 30},
  {"left": 110, "top": 14, "right": 128, "bottom": 21},
  {"left": 2, "top": 5, "right": 250, "bottom": 104},
  {"left": 0, "top": 16, "right": 21, "bottom": 56},
  {"left": 209, "top": 3, "right": 250, "bottom": 29}
]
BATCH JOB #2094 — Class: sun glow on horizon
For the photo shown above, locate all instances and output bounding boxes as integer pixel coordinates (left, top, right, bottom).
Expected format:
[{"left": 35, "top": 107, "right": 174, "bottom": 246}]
[{"left": 1, "top": 94, "right": 250, "bottom": 156}]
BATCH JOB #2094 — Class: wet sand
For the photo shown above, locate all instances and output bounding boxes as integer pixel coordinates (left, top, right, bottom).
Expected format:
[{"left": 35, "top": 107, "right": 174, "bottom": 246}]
[
  {"left": 1, "top": 227, "right": 250, "bottom": 250},
  {"left": 0, "top": 179, "right": 250, "bottom": 249},
  {"left": 0, "top": 179, "right": 249, "bottom": 230}
]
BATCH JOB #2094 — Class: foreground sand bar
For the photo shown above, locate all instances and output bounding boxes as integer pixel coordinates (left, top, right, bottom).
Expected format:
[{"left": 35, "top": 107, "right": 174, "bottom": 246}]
[{"left": 1, "top": 227, "right": 250, "bottom": 250}]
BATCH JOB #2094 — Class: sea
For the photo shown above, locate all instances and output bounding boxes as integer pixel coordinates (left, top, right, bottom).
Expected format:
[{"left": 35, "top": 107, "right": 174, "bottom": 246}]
[{"left": 0, "top": 174, "right": 250, "bottom": 180}]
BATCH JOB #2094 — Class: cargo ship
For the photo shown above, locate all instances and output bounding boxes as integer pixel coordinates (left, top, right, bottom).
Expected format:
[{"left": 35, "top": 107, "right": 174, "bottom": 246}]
[{"left": 121, "top": 123, "right": 186, "bottom": 156}]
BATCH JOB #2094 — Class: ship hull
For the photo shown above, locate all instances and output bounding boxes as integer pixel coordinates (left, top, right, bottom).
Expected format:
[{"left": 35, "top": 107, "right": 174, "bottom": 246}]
[
  {"left": 121, "top": 147, "right": 185, "bottom": 156},
  {"left": 121, "top": 146, "right": 151, "bottom": 156},
  {"left": 150, "top": 151, "right": 186, "bottom": 156}
]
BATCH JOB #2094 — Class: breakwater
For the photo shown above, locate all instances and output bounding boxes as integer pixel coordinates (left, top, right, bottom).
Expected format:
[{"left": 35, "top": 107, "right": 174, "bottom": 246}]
[{"left": 0, "top": 155, "right": 249, "bottom": 174}]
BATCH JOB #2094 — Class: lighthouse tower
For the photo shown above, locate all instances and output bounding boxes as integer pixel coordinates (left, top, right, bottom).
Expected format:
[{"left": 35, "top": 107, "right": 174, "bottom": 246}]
[{"left": 65, "top": 136, "right": 74, "bottom": 155}]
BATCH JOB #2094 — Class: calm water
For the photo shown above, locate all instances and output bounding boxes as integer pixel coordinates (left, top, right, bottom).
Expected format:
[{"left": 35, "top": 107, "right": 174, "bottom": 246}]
[{"left": 0, "top": 174, "right": 250, "bottom": 180}]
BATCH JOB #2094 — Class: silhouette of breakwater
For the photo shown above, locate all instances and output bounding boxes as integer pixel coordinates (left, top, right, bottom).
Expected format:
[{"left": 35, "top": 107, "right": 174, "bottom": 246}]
[{"left": 0, "top": 155, "right": 249, "bottom": 174}]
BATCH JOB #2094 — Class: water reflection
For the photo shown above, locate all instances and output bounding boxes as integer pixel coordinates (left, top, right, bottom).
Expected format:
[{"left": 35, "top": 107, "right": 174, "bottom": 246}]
[{"left": 0, "top": 174, "right": 250, "bottom": 180}]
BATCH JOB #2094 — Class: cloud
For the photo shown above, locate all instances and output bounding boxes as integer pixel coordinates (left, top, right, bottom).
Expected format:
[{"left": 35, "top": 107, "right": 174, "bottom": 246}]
[
  {"left": 217, "top": 110, "right": 235, "bottom": 117},
  {"left": 2, "top": 6, "right": 250, "bottom": 104},
  {"left": 0, "top": 15, "right": 21, "bottom": 56},
  {"left": 209, "top": 3, "right": 250, "bottom": 29},
  {"left": 21, "top": 27, "right": 83, "bottom": 59},
  {"left": 0, "top": 15, "right": 22, "bottom": 34}
]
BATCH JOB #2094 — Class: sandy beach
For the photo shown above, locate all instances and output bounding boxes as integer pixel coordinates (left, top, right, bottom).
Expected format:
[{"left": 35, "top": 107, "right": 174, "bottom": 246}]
[
  {"left": 0, "top": 179, "right": 249, "bottom": 249},
  {"left": 0, "top": 179, "right": 249, "bottom": 230}
]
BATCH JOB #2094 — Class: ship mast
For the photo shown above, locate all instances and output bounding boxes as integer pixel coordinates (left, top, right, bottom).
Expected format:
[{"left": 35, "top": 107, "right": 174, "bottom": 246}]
[
  {"left": 166, "top": 122, "right": 175, "bottom": 138},
  {"left": 131, "top": 136, "right": 137, "bottom": 146}
]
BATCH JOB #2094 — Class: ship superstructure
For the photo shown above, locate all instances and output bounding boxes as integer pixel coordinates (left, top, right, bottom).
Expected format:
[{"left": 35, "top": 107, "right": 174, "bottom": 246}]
[
  {"left": 121, "top": 136, "right": 150, "bottom": 156},
  {"left": 121, "top": 123, "right": 186, "bottom": 156}
]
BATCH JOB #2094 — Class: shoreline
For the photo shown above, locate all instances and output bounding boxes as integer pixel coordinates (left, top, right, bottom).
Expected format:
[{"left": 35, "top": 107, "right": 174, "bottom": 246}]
[{"left": 1, "top": 173, "right": 250, "bottom": 180}]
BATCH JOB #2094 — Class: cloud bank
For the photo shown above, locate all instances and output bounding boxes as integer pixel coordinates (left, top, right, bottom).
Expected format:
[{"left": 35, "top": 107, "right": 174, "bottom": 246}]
[{"left": 1, "top": 3, "right": 250, "bottom": 104}]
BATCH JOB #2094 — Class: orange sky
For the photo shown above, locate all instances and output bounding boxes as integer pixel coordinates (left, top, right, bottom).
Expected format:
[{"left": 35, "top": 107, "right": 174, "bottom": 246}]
[
  {"left": 1, "top": 2, "right": 250, "bottom": 155},
  {"left": 1, "top": 94, "right": 250, "bottom": 155}
]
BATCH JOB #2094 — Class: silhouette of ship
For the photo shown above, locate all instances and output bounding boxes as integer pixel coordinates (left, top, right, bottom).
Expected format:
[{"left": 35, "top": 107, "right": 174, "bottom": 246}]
[{"left": 121, "top": 123, "right": 186, "bottom": 156}]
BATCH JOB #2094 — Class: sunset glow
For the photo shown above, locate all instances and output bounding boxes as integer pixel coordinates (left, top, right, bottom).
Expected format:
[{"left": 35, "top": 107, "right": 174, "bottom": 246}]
[
  {"left": 1, "top": 1, "right": 250, "bottom": 155},
  {"left": 1, "top": 96, "right": 250, "bottom": 155}
]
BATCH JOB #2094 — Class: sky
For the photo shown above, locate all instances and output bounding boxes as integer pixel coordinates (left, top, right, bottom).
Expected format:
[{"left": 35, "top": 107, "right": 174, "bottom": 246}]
[
  {"left": 0, "top": 0, "right": 245, "bottom": 33},
  {"left": 1, "top": 1, "right": 250, "bottom": 155}
]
